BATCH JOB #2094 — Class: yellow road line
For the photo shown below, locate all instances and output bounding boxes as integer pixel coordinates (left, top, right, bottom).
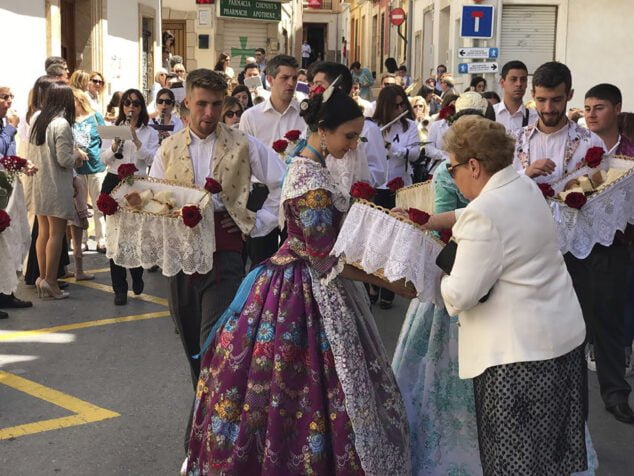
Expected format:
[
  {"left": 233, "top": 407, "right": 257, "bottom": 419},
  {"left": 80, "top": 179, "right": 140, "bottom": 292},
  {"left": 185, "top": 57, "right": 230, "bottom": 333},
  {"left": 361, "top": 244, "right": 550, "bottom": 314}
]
[
  {"left": 67, "top": 279, "right": 168, "bottom": 306},
  {"left": 0, "top": 311, "right": 170, "bottom": 342},
  {"left": 0, "top": 371, "right": 120, "bottom": 440},
  {"left": 82, "top": 267, "right": 110, "bottom": 274}
]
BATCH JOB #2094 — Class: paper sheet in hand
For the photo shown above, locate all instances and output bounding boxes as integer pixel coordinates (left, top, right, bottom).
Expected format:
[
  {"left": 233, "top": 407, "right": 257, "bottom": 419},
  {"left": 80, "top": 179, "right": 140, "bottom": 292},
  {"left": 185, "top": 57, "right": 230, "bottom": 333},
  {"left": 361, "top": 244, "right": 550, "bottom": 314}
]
[{"left": 97, "top": 126, "right": 133, "bottom": 140}]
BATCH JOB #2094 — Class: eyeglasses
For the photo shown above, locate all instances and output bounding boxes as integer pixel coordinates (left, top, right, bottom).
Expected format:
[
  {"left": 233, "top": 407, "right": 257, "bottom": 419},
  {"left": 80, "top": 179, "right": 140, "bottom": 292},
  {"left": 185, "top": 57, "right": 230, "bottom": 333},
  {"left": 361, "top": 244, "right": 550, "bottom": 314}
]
[
  {"left": 91, "top": 79, "right": 104, "bottom": 85},
  {"left": 446, "top": 161, "right": 469, "bottom": 178},
  {"left": 157, "top": 98, "right": 174, "bottom": 106},
  {"left": 225, "top": 110, "right": 242, "bottom": 119},
  {"left": 123, "top": 100, "right": 142, "bottom": 107},
  {"left": 0, "top": 93, "right": 14, "bottom": 101}
]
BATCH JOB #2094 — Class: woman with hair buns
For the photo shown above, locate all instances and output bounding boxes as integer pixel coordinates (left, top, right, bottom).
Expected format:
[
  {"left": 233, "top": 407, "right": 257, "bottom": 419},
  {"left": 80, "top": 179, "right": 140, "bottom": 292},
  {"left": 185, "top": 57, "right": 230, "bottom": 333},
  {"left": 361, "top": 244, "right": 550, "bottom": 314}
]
[{"left": 186, "top": 88, "right": 412, "bottom": 475}]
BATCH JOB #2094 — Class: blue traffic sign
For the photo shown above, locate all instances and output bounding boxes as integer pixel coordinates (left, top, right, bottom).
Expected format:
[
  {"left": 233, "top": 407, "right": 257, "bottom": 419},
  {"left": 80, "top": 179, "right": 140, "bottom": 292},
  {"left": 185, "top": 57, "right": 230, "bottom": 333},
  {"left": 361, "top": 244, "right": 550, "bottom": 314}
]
[{"left": 460, "top": 5, "right": 494, "bottom": 39}]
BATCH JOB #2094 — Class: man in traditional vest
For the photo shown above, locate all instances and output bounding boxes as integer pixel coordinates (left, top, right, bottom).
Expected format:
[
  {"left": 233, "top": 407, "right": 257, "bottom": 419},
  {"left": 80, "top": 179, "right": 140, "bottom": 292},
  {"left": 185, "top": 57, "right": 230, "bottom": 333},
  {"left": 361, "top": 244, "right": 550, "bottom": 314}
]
[{"left": 150, "top": 69, "right": 284, "bottom": 386}]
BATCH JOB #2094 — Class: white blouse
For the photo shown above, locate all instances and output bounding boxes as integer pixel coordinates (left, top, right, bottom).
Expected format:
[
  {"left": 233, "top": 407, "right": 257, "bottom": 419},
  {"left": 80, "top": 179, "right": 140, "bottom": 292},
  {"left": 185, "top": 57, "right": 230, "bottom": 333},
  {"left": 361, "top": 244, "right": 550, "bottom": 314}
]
[{"left": 101, "top": 124, "right": 160, "bottom": 176}]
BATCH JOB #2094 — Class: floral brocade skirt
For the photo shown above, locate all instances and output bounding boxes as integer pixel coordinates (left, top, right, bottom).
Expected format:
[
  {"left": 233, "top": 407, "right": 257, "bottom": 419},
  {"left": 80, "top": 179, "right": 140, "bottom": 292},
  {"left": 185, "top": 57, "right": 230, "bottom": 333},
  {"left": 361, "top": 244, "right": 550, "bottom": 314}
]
[{"left": 186, "top": 260, "right": 411, "bottom": 476}]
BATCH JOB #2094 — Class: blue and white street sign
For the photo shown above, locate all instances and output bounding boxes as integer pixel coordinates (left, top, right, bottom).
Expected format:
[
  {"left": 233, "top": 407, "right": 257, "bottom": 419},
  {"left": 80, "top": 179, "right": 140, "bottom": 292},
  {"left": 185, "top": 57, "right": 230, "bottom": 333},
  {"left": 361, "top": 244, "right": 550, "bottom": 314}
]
[
  {"left": 457, "top": 47, "right": 499, "bottom": 59},
  {"left": 460, "top": 5, "right": 494, "bottom": 39},
  {"left": 458, "top": 62, "right": 499, "bottom": 74}
]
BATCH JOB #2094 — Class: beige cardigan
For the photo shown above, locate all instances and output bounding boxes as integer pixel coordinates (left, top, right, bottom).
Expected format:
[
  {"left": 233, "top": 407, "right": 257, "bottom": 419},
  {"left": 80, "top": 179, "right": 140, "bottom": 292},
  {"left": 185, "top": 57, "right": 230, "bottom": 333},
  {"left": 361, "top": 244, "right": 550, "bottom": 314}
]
[{"left": 441, "top": 166, "right": 586, "bottom": 379}]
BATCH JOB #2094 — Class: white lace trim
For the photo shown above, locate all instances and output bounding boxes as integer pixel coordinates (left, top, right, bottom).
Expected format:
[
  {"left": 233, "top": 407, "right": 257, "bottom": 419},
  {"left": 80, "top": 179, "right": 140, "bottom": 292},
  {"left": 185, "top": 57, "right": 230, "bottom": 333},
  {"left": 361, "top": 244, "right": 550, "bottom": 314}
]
[
  {"left": 279, "top": 157, "right": 349, "bottom": 228},
  {"left": 549, "top": 156, "right": 634, "bottom": 258},
  {"left": 320, "top": 257, "right": 345, "bottom": 286},
  {"left": 106, "top": 178, "right": 215, "bottom": 276},
  {"left": 4, "top": 180, "right": 30, "bottom": 272},
  {"left": 0, "top": 232, "right": 18, "bottom": 294},
  {"left": 331, "top": 201, "right": 445, "bottom": 306}
]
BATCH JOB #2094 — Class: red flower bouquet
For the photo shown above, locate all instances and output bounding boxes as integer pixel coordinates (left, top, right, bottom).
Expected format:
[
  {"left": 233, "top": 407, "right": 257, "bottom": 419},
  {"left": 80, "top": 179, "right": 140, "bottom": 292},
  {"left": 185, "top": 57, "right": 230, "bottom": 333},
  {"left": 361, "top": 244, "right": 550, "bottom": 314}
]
[
  {"left": 272, "top": 139, "right": 289, "bottom": 154},
  {"left": 537, "top": 182, "right": 555, "bottom": 198},
  {"left": 204, "top": 177, "right": 223, "bottom": 194},
  {"left": 0, "top": 155, "right": 28, "bottom": 173},
  {"left": 387, "top": 177, "right": 405, "bottom": 193},
  {"left": 584, "top": 147, "right": 604, "bottom": 168},
  {"left": 408, "top": 208, "right": 431, "bottom": 226},
  {"left": 117, "top": 163, "right": 138, "bottom": 183},
  {"left": 0, "top": 209, "right": 11, "bottom": 233},
  {"left": 284, "top": 130, "right": 302, "bottom": 142},
  {"left": 564, "top": 191, "right": 587, "bottom": 210},
  {"left": 97, "top": 192, "right": 119, "bottom": 216},
  {"left": 350, "top": 181, "right": 377, "bottom": 200},
  {"left": 181, "top": 205, "right": 203, "bottom": 228},
  {"left": 309, "top": 85, "right": 326, "bottom": 99}
]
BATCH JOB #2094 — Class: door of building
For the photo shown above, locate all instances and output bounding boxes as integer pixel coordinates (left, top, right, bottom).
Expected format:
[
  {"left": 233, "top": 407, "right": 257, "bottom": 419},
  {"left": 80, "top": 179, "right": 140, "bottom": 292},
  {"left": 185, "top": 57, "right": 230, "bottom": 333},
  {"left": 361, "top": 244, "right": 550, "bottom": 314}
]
[
  {"left": 60, "top": 0, "right": 77, "bottom": 71},
  {"left": 306, "top": 23, "right": 327, "bottom": 63},
  {"left": 162, "top": 20, "right": 187, "bottom": 67}
]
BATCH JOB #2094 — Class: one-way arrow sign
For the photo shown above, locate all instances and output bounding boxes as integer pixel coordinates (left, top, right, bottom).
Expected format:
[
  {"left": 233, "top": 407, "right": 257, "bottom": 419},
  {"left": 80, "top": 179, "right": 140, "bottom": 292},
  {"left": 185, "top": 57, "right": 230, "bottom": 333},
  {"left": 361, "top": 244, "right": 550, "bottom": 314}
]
[
  {"left": 457, "top": 47, "right": 499, "bottom": 59},
  {"left": 458, "top": 62, "right": 499, "bottom": 74}
]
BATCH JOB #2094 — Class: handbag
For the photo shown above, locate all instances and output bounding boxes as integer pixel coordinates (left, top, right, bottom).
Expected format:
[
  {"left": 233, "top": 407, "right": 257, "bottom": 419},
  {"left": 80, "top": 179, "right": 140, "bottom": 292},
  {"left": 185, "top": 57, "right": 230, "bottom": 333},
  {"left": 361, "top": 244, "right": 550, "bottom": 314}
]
[{"left": 435, "top": 239, "right": 492, "bottom": 303}]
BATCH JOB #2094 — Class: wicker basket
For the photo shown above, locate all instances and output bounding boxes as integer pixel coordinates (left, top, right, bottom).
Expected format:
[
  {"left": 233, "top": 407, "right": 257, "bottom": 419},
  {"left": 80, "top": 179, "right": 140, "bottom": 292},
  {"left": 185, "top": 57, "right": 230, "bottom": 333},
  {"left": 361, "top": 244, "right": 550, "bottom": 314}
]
[{"left": 395, "top": 180, "right": 435, "bottom": 213}]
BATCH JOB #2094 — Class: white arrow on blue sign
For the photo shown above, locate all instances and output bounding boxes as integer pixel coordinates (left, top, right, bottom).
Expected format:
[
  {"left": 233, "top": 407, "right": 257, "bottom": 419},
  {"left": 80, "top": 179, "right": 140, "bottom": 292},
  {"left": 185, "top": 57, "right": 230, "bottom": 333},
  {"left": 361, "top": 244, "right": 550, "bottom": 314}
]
[
  {"left": 458, "top": 47, "right": 499, "bottom": 59},
  {"left": 458, "top": 62, "right": 499, "bottom": 74},
  {"left": 460, "top": 5, "right": 495, "bottom": 39}
]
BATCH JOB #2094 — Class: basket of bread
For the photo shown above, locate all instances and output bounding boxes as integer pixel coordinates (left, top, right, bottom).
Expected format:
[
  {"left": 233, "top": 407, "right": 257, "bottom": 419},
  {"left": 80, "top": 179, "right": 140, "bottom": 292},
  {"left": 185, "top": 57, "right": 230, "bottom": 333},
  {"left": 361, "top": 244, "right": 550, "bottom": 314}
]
[
  {"left": 545, "top": 153, "right": 634, "bottom": 258},
  {"left": 103, "top": 175, "right": 215, "bottom": 276}
]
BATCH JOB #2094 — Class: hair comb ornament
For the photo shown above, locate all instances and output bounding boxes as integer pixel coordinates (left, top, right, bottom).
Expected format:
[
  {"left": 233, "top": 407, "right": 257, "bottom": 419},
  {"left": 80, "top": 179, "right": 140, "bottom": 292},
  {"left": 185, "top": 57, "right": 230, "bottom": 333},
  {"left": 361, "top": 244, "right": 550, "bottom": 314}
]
[{"left": 322, "top": 75, "right": 342, "bottom": 103}]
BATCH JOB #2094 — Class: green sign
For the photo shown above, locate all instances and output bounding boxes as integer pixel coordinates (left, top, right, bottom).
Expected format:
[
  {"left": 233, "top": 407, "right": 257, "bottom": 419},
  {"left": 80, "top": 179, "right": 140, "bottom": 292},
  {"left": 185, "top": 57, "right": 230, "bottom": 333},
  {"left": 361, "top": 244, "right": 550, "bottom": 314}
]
[{"left": 219, "top": 0, "right": 282, "bottom": 22}]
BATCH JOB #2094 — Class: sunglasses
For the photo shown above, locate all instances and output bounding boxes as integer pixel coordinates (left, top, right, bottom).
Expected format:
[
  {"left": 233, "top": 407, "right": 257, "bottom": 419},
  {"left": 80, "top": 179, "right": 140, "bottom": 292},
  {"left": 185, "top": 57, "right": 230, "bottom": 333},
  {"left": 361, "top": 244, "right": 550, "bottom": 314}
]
[
  {"left": 0, "top": 93, "right": 14, "bottom": 100},
  {"left": 446, "top": 161, "right": 469, "bottom": 178},
  {"left": 413, "top": 104, "right": 425, "bottom": 109},
  {"left": 91, "top": 79, "right": 104, "bottom": 85},
  {"left": 123, "top": 99, "right": 142, "bottom": 107},
  {"left": 157, "top": 98, "right": 174, "bottom": 106},
  {"left": 175, "top": 70, "right": 185, "bottom": 74},
  {"left": 225, "top": 110, "right": 242, "bottom": 119}
]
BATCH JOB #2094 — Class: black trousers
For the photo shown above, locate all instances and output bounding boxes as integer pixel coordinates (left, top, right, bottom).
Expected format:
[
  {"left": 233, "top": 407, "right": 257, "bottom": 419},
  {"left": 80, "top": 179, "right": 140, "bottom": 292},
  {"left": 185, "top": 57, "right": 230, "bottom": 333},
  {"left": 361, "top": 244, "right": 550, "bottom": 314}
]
[
  {"left": 101, "top": 172, "right": 143, "bottom": 294},
  {"left": 373, "top": 189, "right": 396, "bottom": 302},
  {"left": 565, "top": 243, "right": 632, "bottom": 408}
]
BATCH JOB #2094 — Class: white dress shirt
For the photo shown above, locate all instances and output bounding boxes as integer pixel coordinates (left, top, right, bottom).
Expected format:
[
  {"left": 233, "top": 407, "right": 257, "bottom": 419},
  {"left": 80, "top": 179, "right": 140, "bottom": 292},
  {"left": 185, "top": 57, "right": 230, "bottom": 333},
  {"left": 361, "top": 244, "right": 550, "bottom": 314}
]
[
  {"left": 360, "top": 120, "right": 387, "bottom": 187},
  {"left": 425, "top": 118, "right": 449, "bottom": 162},
  {"left": 494, "top": 101, "right": 538, "bottom": 133},
  {"left": 149, "top": 129, "right": 284, "bottom": 238},
  {"left": 239, "top": 97, "right": 306, "bottom": 148},
  {"left": 379, "top": 118, "right": 420, "bottom": 187},
  {"left": 441, "top": 166, "right": 586, "bottom": 379},
  {"left": 101, "top": 124, "right": 160, "bottom": 176}
]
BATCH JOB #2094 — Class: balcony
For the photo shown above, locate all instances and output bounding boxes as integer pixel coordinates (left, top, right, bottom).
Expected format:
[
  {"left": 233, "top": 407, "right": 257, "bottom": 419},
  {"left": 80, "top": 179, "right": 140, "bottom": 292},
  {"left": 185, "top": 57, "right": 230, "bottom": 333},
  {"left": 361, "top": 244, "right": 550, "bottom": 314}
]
[{"left": 303, "top": 0, "right": 334, "bottom": 10}]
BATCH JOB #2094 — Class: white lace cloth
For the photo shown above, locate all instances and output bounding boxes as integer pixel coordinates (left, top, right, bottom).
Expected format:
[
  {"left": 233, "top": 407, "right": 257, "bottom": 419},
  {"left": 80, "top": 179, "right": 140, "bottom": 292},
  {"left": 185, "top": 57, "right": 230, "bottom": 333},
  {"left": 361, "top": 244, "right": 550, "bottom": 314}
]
[
  {"left": 331, "top": 201, "right": 445, "bottom": 306},
  {"left": 0, "top": 230, "right": 18, "bottom": 294},
  {"left": 4, "top": 179, "right": 31, "bottom": 272},
  {"left": 549, "top": 157, "right": 634, "bottom": 259},
  {"left": 106, "top": 178, "right": 215, "bottom": 276}
]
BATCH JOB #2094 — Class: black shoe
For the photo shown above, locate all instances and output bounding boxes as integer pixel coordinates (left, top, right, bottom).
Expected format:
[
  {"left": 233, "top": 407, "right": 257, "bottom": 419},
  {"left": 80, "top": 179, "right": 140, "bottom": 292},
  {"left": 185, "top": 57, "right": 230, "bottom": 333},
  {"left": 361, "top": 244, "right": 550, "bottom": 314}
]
[
  {"left": 132, "top": 278, "right": 144, "bottom": 295},
  {"left": 379, "top": 300, "right": 393, "bottom": 310},
  {"left": 606, "top": 403, "right": 634, "bottom": 424},
  {"left": 147, "top": 265, "right": 159, "bottom": 273},
  {"left": 114, "top": 293, "right": 128, "bottom": 306},
  {"left": 0, "top": 310, "right": 8, "bottom": 319},
  {"left": 0, "top": 293, "right": 33, "bottom": 309},
  {"left": 97, "top": 245, "right": 107, "bottom": 254},
  {"left": 57, "top": 281, "right": 69, "bottom": 290}
]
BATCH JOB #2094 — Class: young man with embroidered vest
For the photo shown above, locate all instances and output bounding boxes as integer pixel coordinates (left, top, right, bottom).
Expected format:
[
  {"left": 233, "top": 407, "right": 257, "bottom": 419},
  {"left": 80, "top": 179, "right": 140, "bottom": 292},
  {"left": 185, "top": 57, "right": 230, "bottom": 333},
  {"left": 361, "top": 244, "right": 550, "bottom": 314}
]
[
  {"left": 239, "top": 55, "right": 307, "bottom": 267},
  {"left": 150, "top": 69, "right": 284, "bottom": 387},
  {"left": 512, "top": 62, "right": 634, "bottom": 424}
]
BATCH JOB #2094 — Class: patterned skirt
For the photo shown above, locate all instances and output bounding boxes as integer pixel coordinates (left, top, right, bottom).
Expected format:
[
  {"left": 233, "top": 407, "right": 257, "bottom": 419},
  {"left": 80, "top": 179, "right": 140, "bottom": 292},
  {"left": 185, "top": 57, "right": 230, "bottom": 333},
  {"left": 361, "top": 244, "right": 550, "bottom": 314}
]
[{"left": 473, "top": 346, "right": 587, "bottom": 476}]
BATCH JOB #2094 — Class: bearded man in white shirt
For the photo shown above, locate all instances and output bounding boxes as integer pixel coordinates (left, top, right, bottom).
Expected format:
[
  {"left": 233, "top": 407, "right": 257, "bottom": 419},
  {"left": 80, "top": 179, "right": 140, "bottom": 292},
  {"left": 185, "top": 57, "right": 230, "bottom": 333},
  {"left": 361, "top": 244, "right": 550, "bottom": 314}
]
[
  {"left": 512, "top": 61, "right": 634, "bottom": 424},
  {"left": 240, "top": 55, "right": 306, "bottom": 266},
  {"left": 494, "top": 60, "right": 537, "bottom": 132},
  {"left": 150, "top": 69, "right": 284, "bottom": 390}
]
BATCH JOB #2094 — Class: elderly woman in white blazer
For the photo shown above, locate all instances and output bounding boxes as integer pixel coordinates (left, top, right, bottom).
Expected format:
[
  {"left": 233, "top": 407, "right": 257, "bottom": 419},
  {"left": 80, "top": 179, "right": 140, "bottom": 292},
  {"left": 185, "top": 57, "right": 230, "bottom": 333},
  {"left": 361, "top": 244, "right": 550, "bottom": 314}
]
[{"left": 438, "top": 116, "right": 587, "bottom": 475}]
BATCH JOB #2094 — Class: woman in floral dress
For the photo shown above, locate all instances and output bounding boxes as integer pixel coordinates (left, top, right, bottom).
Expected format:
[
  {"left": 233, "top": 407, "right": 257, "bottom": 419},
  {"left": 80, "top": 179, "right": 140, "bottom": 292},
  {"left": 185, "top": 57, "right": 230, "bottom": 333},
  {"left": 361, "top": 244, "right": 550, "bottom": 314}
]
[{"left": 186, "top": 89, "right": 412, "bottom": 475}]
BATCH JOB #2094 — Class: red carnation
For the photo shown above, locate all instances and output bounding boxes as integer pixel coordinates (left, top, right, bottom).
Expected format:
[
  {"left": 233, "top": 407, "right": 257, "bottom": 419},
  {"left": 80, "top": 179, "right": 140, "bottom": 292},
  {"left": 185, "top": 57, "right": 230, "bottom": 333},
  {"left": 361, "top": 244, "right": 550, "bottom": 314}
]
[
  {"left": 272, "top": 139, "right": 289, "bottom": 154},
  {"left": 204, "top": 177, "right": 222, "bottom": 194},
  {"left": 181, "top": 205, "right": 202, "bottom": 228},
  {"left": 97, "top": 192, "right": 119, "bottom": 216},
  {"left": 584, "top": 147, "right": 604, "bottom": 168},
  {"left": 0, "top": 155, "right": 28, "bottom": 173},
  {"left": 310, "top": 85, "right": 326, "bottom": 98},
  {"left": 117, "top": 163, "right": 138, "bottom": 181},
  {"left": 564, "top": 191, "right": 587, "bottom": 210},
  {"left": 387, "top": 177, "right": 405, "bottom": 193},
  {"left": 439, "top": 229, "right": 453, "bottom": 244},
  {"left": 0, "top": 209, "right": 11, "bottom": 233},
  {"left": 408, "top": 208, "right": 431, "bottom": 226},
  {"left": 284, "top": 130, "right": 301, "bottom": 141},
  {"left": 537, "top": 182, "right": 555, "bottom": 198},
  {"left": 350, "top": 181, "right": 377, "bottom": 200},
  {"left": 438, "top": 104, "right": 456, "bottom": 120}
]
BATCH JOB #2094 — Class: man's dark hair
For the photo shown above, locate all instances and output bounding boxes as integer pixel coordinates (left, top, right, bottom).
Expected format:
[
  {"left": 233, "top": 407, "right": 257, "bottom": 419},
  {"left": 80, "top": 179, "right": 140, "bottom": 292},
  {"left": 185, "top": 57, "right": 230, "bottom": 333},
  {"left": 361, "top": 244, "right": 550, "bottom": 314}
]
[
  {"left": 265, "top": 55, "right": 298, "bottom": 77},
  {"left": 532, "top": 61, "right": 572, "bottom": 93},
  {"left": 437, "top": 64, "right": 447, "bottom": 72},
  {"left": 169, "top": 55, "right": 183, "bottom": 69},
  {"left": 243, "top": 63, "right": 260, "bottom": 73},
  {"left": 416, "top": 84, "right": 434, "bottom": 99},
  {"left": 398, "top": 65, "right": 408, "bottom": 72},
  {"left": 45, "top": 56, "right": 66, "bottom": 70},
  {"left": 384, "top": 57, "right": 398, "bottom": 73},
  {"left": 585, "top": 83, "right": 622, "bottom": 106},
  {"left": 307, "top": 61, "right": 353, "bottom": 94},
  {"left": 500, "top": 60, "right": 528, "bottom": 79},
  {"left": 350, "top": 61, "right": 361, "bottom": 70},
  {"left": 483, "top": 91, "right": 501, "bottom": 103},
  {"left": 46, "top": 64, "right": 67, "bottom": 78},
  {"left": 186, "top": 68, "right": 227, "bottom": 94},
  {"left": 255, "top": 48, "right": 266, "bottom": 55}
]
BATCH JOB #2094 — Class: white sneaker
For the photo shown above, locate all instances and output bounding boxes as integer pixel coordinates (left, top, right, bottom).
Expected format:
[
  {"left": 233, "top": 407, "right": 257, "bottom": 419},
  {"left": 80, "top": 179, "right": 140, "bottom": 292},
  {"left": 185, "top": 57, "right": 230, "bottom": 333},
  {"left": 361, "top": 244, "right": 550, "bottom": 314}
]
[{"left": 180, "top": 457, "right": 188, "bottom": 476}]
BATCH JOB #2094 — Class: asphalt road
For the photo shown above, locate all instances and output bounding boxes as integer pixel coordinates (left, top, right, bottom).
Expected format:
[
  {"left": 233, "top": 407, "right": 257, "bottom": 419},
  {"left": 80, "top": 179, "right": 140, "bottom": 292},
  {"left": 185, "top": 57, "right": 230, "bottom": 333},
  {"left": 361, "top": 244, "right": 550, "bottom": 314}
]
[{"left": 1, "top": 252, "right": 633, "bottom": 475}]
